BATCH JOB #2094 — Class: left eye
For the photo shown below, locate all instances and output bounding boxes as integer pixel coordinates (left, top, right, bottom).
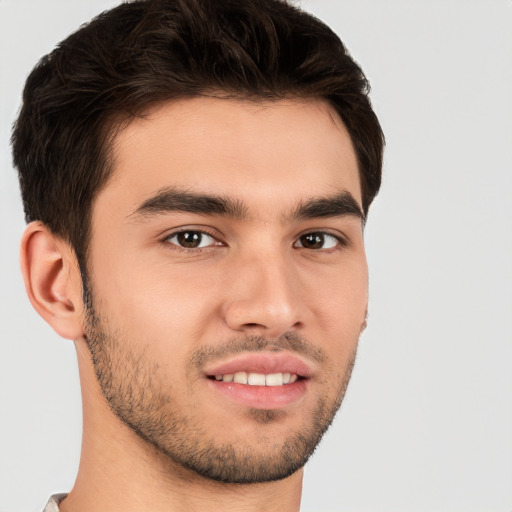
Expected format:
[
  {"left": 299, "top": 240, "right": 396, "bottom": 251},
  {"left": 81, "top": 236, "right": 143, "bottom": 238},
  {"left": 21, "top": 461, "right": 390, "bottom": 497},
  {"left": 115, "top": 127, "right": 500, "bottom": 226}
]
[
  {"left": 166, "top": 231, "right": 218, "bottom": 249},
  {"left": 294, "top": 232, "right": 340, "bottom": 250}
]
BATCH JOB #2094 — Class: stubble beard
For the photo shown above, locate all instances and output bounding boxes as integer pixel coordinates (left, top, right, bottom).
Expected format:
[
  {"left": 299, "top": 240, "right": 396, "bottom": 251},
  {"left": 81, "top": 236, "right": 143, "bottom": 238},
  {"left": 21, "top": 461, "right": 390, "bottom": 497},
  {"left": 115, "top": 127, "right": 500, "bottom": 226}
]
[{"left": 83, "top": 283, "right": 358, "bottom": 484}]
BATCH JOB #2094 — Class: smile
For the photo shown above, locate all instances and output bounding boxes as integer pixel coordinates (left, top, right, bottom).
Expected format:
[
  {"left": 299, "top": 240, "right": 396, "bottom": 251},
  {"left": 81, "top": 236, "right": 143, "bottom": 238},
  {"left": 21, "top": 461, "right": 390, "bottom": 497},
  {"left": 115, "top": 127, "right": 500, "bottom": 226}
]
[
  {"left": 210, "top": 372, "right": 299, "bottom": 386},
  {"left": 204, "top": 352, "right": 312, "bottom": 410}
]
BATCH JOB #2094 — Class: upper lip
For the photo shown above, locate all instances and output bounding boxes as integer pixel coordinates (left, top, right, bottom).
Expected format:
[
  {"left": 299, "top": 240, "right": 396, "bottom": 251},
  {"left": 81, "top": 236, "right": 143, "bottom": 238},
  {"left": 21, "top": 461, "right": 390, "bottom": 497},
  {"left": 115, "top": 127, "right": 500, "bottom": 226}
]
[{"left": 203, "top": 351, "right": 315, "bottom": 379}]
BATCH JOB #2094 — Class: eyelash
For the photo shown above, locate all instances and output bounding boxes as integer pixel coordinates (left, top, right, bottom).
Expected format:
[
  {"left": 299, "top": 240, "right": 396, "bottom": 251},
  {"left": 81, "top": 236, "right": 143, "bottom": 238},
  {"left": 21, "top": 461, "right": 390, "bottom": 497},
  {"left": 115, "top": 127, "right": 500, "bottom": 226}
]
[
  {"left": 162, "top": 228, "right": 223, "bottom": 253},
  {"left": 161, "top": 228, "right": 348, "bottom": 253},
  {"left": 294, "top": 231, "right": 348, "bottom": 251}
]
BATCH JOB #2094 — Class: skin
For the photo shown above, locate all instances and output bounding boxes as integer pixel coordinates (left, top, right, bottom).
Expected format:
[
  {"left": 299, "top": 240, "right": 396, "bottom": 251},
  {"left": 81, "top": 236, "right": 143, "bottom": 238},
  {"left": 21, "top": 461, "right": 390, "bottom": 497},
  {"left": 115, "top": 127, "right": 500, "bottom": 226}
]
[{"left": 21, "top": 97, "right": 368, "bottom": 512}]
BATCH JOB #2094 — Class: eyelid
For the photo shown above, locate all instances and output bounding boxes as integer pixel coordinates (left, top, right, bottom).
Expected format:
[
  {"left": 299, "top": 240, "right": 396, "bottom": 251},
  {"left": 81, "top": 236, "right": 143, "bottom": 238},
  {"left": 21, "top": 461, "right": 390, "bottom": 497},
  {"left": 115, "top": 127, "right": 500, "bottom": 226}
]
[
  {"left": 293, "top": 230, "right": 349, "bottom": 250},
  {"left": 168, "top": 231, "right": 216, "bottom": 248},
  {"left": 160, "top": 226, "right": 225, "bottom": 250},
  {"left": 160, "top": 224, "right": 223, "bottom": 239}
]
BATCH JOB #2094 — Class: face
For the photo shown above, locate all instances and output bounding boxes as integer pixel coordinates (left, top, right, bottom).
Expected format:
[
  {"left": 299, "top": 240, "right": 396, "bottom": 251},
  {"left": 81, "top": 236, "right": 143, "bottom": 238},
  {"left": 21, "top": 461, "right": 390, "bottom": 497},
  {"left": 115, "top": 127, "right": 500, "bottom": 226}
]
[{"left": 84, "top": 97, "right": 368, "bottom": 483}]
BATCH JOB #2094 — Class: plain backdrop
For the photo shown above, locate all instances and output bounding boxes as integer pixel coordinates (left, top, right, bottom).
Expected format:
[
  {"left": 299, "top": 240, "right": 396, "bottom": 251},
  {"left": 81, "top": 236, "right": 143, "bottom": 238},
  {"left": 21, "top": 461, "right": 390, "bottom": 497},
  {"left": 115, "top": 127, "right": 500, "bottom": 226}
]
[{"left": 1, "top": 1, "right": 511, "bottom": 511}]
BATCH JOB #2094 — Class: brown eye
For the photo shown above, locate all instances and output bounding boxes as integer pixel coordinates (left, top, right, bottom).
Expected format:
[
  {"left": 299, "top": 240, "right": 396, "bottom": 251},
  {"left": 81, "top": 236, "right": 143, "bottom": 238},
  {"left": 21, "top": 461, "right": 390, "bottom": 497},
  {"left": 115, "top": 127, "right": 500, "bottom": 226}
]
[
  {"left": 295, "top": 232, "right": 339, "bottom": 250},
  {"left": 300, "top": 233, "right": 324, "bottom": 249},
  {"left": 167, "top": 231, "right": 216, "bottom": 249}
]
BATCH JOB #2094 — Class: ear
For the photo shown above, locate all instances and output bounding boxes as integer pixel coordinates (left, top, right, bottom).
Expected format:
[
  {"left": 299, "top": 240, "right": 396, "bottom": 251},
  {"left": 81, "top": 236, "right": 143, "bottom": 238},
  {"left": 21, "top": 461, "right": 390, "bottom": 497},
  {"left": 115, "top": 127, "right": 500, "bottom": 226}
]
[{"left": 20, "top": 222, "right": 85, "bottom": 340}]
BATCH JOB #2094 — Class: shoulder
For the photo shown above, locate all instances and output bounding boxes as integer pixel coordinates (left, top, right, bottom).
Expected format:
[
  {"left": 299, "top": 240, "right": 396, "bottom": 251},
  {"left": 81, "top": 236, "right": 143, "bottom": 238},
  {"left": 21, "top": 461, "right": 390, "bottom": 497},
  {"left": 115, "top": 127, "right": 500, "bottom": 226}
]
[{"left": 42, "top": 494, "right": 68, "bottom": 512}]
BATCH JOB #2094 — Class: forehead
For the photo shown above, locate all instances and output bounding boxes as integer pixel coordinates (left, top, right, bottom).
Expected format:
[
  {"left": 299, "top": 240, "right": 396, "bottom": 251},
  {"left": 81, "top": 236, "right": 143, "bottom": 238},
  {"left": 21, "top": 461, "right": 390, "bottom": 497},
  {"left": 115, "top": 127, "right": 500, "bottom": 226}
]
[{"left": 99, "top": 97, "right": 361, "bottom": 218}]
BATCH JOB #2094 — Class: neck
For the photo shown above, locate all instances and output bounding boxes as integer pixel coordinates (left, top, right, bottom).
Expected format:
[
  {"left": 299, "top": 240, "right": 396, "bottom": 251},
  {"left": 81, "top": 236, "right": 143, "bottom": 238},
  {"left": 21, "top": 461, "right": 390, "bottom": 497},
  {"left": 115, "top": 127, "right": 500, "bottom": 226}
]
[{"left": 60, "top": 340, "right": 303, "bottom": 512}]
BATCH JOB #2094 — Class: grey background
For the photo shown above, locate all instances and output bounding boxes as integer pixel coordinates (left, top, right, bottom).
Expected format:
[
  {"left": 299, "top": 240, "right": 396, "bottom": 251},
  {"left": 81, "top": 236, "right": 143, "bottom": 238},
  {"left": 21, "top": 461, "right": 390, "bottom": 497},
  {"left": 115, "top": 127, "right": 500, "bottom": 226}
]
[{"left": 1, "top": 1, "right": 511, "bottom": 511}]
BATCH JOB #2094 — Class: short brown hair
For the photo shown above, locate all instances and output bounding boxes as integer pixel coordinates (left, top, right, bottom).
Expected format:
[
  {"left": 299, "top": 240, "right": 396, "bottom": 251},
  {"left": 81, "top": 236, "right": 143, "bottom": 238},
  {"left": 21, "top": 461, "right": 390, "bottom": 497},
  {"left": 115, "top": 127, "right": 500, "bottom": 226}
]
[{"left": 11, "top": 0, "right": 384, "bottom": 272}]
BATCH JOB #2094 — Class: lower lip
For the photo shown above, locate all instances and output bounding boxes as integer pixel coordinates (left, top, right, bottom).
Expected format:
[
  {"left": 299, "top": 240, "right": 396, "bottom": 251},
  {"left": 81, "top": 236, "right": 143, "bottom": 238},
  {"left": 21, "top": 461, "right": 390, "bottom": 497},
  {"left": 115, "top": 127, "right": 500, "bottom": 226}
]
[{"left": 207, "top": 379, "right": 308, "bottom": 410}]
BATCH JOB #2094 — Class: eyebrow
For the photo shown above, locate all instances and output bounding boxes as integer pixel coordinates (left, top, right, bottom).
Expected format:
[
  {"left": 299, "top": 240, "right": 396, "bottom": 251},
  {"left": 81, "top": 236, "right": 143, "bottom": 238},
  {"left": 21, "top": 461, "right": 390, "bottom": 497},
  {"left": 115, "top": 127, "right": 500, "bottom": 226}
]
[
  {"left": 291, "top": 192, "right": 365, "bottom": 223},
  {"left": 130, "top": 187, "right": 248, "bottom": 220},
  {"left": 129, "top": 187, "right": 364, "bottom": 224}
]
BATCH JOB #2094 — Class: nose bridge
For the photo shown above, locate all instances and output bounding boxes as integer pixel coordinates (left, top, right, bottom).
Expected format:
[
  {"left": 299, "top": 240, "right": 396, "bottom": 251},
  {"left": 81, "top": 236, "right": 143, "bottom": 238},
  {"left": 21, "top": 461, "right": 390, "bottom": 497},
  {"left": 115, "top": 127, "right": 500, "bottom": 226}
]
[{"left": 223, "top": 244, "right": 304, "bottom": 336}]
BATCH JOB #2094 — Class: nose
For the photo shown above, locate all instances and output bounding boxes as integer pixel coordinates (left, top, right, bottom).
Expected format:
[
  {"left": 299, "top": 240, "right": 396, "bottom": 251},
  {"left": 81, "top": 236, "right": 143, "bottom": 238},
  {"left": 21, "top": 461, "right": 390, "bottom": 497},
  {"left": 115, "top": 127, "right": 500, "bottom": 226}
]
[{"left": 222, "top": 251, "right": 306, "bottom": 338}]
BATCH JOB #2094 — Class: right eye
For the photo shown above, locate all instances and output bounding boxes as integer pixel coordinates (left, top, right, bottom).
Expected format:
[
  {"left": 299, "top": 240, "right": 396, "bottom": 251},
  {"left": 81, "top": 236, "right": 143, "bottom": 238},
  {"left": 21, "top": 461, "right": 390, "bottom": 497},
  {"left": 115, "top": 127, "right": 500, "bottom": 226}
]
[{"left": 165, "top": 230, "right": 219, "bottom": 249}]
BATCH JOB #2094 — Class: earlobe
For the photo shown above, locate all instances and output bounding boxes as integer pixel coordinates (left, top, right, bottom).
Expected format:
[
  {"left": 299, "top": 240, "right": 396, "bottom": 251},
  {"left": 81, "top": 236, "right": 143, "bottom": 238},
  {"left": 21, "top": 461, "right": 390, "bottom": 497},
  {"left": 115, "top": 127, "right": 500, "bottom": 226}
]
[{"left": 20, "top": 222, "right": 84, "bottom": 340}]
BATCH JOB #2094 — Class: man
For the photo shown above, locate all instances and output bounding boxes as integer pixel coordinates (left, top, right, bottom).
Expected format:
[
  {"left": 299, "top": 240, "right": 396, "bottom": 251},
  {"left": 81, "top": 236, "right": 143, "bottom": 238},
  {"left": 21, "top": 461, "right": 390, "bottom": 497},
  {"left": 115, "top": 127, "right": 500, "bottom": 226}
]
[{"left": 11, "top": 0, "right": 383, "bottom": 510}]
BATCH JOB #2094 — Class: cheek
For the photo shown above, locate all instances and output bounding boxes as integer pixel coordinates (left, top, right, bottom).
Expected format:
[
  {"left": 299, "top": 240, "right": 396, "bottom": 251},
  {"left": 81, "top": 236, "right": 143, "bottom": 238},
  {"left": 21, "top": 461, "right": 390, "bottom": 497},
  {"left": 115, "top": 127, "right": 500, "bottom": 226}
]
[
  {"left": 90, "top": 253, "right": 225, "bottom": 347},
  {"left": 311, "top": 256, "right": 368, "bottom": 318},
  {"left": 307, "top": 258, "right": 368, "bottom": 357}
]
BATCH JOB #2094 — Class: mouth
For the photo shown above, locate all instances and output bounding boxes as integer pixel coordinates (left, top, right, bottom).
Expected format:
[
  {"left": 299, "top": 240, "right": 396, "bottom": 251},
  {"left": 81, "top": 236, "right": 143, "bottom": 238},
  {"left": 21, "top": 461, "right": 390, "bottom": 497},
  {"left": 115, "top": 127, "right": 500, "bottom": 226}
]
[
  {"left": 207, "top": 372, "right": 299, "bottom": 386},
  {"left": 203, "top": 352, "right": 312, "bottom": 410}
]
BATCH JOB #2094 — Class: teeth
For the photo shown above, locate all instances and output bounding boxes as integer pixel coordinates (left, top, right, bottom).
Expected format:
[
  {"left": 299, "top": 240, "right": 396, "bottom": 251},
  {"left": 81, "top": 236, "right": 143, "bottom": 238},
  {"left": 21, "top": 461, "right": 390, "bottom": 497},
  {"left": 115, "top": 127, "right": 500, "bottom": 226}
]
[
  {"left": 248, "top": 373, "right": 266, "bottom": 385},
  {"left": 265, "top": 373, "right": 283, "bottom": 386},
  {"left": 215, "top": 372, "right": 299, "bottom": 386},
  {"left": 233, "top": 371, "right": 248, "bottom": 384}
]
